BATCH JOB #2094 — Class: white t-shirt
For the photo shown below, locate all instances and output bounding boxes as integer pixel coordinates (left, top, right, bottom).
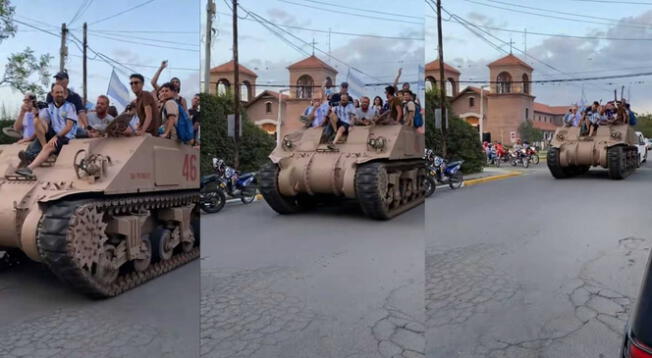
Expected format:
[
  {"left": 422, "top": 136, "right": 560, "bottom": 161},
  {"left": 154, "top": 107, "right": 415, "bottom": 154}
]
[
  {"left": 355, "top": 107, "right": 376, "bottom": 121},
  {"left": 333, "top": 103, "right": 356, "bottom": 125},
  {"left": 87, "top": 112, "right": 114, "bottom": 132},
  {"left": 39, "top": 102, "right": 78, "bottom": 139},
  {"left": 304, "top": 103, "right": 330, "bottom": 128}
]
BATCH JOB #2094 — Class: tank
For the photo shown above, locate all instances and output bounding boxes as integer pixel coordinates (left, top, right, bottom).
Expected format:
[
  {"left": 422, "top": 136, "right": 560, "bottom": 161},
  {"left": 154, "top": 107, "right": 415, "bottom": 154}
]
[
  {"left": 0, "top": 134, "right": 199, "bottom": 297},
  {"left": 547, "top": 123, "right": 638, "bottom": 179},
  {"left": 258, "top": 123, "right": 426, "bottom": 220}
]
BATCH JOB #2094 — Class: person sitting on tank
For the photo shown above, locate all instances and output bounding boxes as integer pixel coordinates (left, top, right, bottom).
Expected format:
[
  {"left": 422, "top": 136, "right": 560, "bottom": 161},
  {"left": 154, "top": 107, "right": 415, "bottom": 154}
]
[
  {"left": 130, "top": 73, "right": 161, "bottom": 136},
  {"left": 353, "top": 96, "right": 377, "bottom": 126},
  {"left": 402, "top": 91, "right": 417, "bottom": 127},
  {"left": 588, "top": 105, "right": 602, "bottom": 136},
  {"left": 302, "top": 80, "right": 331, "bottom": 128},
  {"left": 158, "top": 82, "right": 182, "bottom": 140},
  {"left": 327, "top": 93, "right": 355, "bottom": 149},
  {"left": 15, "top": 85, "right": 78, "bottom": 178},
  {"left": 563, "top": 106, "right": 578, "bottom": 127},
  {"left": 329, "top": 82, "right": 354, "bottom": 107},
  {"left": 151, "top": 60, "right": 188, "bottom": 112},
  {"left": 578, "top": 108, "right": 591, "bottom": 136},
  {"left": 78, "top": 95, "right": 115, "bottom": 138},
  {"left": 3, "top": 92, "right": 38, "bottom": 143},
  {"left": 47, "top": 72, "right": 88, "bottom": 133}
]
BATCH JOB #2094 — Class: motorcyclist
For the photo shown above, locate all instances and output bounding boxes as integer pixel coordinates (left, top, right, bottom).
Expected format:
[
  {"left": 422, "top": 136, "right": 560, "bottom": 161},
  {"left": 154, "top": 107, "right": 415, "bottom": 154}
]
[{"left": 512, "top": 139, "right": 524, "bottom": 159}]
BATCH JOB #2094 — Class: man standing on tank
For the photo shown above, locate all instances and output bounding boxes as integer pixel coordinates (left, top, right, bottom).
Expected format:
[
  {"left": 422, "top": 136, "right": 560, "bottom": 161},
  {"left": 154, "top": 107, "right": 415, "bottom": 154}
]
[
  {"left": 130, "top": 73, "right": 161, "bottom": 136},
  {"left": 47, "top": 72, "right": 88, "bottom": 131},
  {"left": 15, "top": 85, "right": 77, "bottom": 178}
]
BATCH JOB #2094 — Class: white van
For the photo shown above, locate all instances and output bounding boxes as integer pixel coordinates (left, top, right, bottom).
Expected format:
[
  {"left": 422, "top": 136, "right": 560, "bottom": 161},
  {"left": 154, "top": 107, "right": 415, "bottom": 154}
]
[{"left": 635, "top": 131, "right": 648, "bottom": 165}]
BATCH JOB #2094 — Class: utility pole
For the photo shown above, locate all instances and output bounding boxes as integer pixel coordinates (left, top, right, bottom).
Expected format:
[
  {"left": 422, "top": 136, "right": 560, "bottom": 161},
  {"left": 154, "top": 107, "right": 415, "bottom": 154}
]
[
  {"left": 204, "top": 0, "right": 215, "bottom": 93},
  {"left": 59, "top": 23, "right": 68, "bottom": 72},
  {"left": 436, "top": 0, "right": 447, "bottom": 156},
  {"left": 82, "top": 22, "right": 87, "bottom": 105},
  {"left": 232, "top": 0, "right": 241, "bottom": 169}
]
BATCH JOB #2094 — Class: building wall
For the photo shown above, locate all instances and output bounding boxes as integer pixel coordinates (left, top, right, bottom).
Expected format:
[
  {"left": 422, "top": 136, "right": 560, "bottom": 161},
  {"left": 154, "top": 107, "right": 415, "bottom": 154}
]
[
  {"left": 247, "top": 96, "right": 283, "bottom": 134},
  {"left": 209, "top": 71, "right": 257, "bottom": 99},
  {"left": 486, "top": 94, "right": 534, "bottom": 144},
  {"left": 488, "top": 64, "right": 532, "bottom": 95},
  {"left": 425, "top": 69, "right": 459, "bottom": 96}
]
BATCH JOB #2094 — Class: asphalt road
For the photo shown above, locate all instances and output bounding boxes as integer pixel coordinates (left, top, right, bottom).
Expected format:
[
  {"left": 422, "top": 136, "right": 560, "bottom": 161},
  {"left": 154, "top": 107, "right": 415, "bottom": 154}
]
[
  {"left": 426, "top": 162, "right": 652, "bottom": 357},
  {"left": 0, "top": 258, "right": 199, "bottom": 358},
  {"left": 200, "top": 199, "right": 425, "bottom": 358}
]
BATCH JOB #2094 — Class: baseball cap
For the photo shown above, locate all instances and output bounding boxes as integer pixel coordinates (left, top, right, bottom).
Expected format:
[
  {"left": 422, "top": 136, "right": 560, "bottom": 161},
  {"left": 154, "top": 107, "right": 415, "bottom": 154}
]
[{"left": 53, "top": 71, "right": 69, "bottom": 80}]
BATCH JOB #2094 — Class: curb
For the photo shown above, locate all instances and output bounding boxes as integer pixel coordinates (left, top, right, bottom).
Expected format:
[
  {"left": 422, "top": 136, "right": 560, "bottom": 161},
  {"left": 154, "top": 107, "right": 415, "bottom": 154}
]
[
  {"left": 464, "top": 171, "right": 522, "bottom": 187},
  {"left": 225, "top": 193, "right": 263, "bottom": 204}
]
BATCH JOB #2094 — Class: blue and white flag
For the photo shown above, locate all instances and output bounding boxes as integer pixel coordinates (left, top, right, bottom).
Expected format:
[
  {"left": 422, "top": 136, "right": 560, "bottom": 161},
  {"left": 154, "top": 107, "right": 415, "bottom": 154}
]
[
  {"left": 346, "top": 68, "right": 366, "bottom": 100},
  {"left": 107, "top": 69, "right": 130, "bottom": 109}
]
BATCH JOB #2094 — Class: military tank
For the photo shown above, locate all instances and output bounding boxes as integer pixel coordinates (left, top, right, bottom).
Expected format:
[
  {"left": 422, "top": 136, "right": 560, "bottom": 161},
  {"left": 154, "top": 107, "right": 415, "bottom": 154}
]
[
  {"left": 258, "top": 123, "right": 426, "bottom": 220},
  {"left": 0, "top": 134, "right": 199, "bottom": 297},
  {"left": 547, "top": 123, "right": 638, "bottom": 179}
]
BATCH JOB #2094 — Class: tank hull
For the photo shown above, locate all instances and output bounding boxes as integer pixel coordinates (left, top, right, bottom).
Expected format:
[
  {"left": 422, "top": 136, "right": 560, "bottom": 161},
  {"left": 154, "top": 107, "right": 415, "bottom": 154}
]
[{"left": 261, "top": 124, "right": 425, "bottom": 219}]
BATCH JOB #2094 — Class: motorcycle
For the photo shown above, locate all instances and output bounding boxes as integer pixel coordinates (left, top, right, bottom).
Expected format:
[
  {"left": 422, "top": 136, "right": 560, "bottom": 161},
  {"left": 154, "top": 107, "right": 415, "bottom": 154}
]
[
  {"left": 510, "top": 149, "right": 530, "bottom": 168},
  {"left": 200, "top": 172, "right": 226, "bottom": 214},
  {"left": 213, "top": 158, "right": 258, "bottom": 204},
  {"left": 526, "top": 146, "right": 539, "bottom": 165},
  {"left": 424, "top": 153, "right": 464, "bottom": 198}
]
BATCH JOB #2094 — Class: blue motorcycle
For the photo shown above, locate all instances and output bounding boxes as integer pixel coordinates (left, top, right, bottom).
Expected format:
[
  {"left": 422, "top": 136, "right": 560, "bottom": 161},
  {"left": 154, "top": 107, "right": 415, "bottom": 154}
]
[
  {"left": 214, "top": 158, "right": 258, "bottom": 204},
  {"left": 424, "top": 151, "right": 464, "bottom": 197}
]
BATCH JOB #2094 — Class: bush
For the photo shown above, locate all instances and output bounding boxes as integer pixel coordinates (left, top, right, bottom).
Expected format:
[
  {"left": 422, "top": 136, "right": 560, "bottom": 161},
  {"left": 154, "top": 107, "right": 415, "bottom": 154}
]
[
  {"left": 425, "top": 90, "right": 484, "bottom": 174},
  {"left": 199, "top": 93, "right": 275, "bottom": 174},
  {"left": 635, "top": 113, "right": 652, "bottom": 138}
]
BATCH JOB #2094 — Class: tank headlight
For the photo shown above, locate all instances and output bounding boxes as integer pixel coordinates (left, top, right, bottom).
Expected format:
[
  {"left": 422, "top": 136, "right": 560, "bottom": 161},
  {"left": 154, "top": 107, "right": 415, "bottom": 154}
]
[
  {"left": 557, "top": 134, "right": 564, "bottom": 140},
  {"left": 283, "top": 136, "right": 293, "bottom": 149},
  {"left": 611, "top": 132, "right": 621, "bottom": 139},
  {"left": 368, "top": 136, "right": 386, "bottom": 151}
]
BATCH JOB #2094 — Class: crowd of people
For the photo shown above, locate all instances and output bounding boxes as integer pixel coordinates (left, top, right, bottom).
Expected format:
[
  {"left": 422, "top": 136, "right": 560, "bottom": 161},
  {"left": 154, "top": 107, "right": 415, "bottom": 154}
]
[
  {"left": 6, "top": 61, "right": 200, "bottom": 179},
  {"left": 563, "top": 100, "right": 637, "bottom": 136},
  {"left": 302, "top": 68, "right": 424, "bottom": 149}
]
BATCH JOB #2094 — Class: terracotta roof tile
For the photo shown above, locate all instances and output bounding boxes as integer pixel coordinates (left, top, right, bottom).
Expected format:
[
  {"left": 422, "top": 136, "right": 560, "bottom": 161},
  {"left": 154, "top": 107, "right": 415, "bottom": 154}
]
[
  {"left": 210, "top": 60, "right": 258, "bottom": 77},
  {"left": 533, "top": 102, "right": 568, "bottom": 115},
  {"left": 425, "top": 60, "right": 461, "bottom": 74},
  {"left": 487, "top": 54, "right": 533, "bottom": 70},
  {"left": 532, "top": 120, "right": 560, "bottom": 131},
  {"left": 287, "top": 55, "right": 337, "bottom": 73}
]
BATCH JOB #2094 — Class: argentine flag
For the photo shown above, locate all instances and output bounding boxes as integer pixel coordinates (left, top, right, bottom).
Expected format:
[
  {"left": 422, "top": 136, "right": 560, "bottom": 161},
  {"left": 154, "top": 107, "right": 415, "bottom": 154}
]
[
  {"left": 107, "top": 69, "right": 131, "bottom": 110},
  {"left": 346, "top": 69, "right": 366, "bottom": 100}
]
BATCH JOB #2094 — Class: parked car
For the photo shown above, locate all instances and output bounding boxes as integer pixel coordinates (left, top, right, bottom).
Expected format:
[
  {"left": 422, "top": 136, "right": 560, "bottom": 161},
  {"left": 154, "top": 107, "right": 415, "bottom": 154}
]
[
  {"left": 635, "top": 131, "right": 648, "bottom": 165},
  {"left": 621, "top": 253, "right": 652, "bottom": 357},
  {"left": 646, "top": 138, "right": 652, "bottom": 151}
]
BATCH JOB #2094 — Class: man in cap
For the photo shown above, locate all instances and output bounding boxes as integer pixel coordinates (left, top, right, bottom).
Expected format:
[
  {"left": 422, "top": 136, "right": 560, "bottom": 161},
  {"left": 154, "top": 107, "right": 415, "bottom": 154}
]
[
  {"left": 329, "top": 81, "right": 354, "bottom": 107},
  {"left": 47, "top": 71, "right": 88, "bottom": 131}
]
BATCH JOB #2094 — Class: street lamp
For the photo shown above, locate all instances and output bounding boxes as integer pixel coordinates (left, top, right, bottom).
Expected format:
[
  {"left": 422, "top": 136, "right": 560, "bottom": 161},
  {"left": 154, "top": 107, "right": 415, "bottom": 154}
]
[
  {"left": 480, "top": 84, "right": 489, "bottom": 143},
  {"left": 277, "top": 89, "right": 290, "bottom": 145}
]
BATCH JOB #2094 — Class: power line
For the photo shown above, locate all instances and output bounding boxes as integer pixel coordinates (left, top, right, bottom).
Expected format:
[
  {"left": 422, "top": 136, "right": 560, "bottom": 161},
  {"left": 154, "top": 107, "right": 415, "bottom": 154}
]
[
  {"left": 450, "top": 23, "right": 652, "bottom": 41},
  {"left": 88, "top": 32, "right": 199, "bottom": 52},
  {"left": 455, "top": 71, "right": 652, "bottom": 84},
  {"left": 87, "top": 30, "right": 199, "bottom": 47},
  {"left": 69, "top": 54, "right": 197, "bottom": 71},
  {"left": 570, "top": 0, "right": 652, "bottom": 4},
  {"left": 90, "top": 29, "right": 198, "bottom": 34},
  {"left": 215, "top": 11, "right": 422, "bottom": 40},
  {"left": 288, "top": 0, "right": 422, "bottom": 20},
  {"left": 0, "top": 16, "right": 61, "bottom": 37},
  {"left": 277, "top": 0, "right": 423, "bottom": 25},
  {"left": 463, "top": 0, "right": 652, "bottom": 30},
  {"left": 69, "top": 0, "right": 95, "bottom": 26},
  {"left": 89, "top": 0, "right": 159, "bottom": 25}
]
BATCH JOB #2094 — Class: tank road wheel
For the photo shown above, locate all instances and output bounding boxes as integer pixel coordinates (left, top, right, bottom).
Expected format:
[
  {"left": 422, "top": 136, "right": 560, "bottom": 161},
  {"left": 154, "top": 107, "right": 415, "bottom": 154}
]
[
  {"left": 608, "top": 146, "right": 627, "bottom": 180},
  {"left": 151, "top": 227, "right": 175, "bottom": 261},
  {"left": 547, "top": 147, "right": 569, "bottom": 179},
  {"left": 37, "top": 202, "right": 121, "bottom": 297},
  {"left": 258, "top": 161, "right": 303, "bottom": 215},
  {"left": 132, "top": 235, "right": 152, "bottom": 272},
  {"left": 355, "top": 162, "right": 393, "bottom": 220}
]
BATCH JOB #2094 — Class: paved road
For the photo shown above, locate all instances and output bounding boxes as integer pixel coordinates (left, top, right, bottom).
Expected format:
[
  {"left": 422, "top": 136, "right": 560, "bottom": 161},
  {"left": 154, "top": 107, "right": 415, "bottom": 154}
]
[
  {"left": 426, "top": 162, "right": 652, "bottom": 357},
  {"left": 0, "top": 259, "right": 199, "bottom": 358},
  {"left": 201, "top": 200, "right": 425, "bottom": 358}
]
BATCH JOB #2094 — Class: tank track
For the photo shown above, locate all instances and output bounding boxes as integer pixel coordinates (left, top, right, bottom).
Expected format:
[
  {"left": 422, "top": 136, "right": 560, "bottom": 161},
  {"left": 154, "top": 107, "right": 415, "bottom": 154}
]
[
  {"left": 608, "top": 145, "right": 637, "bottom": 180},
  {"left": 36, "top": 192, "right": 199, "bottom": 298},
  {"left": 356, "top": 160, "right": 425, "bottom": 220},
  {"left": 258, "top": 161, "right": 303, "bottom": 214},
  {"left": 547, "top": 147, "right": 570, "bottom": 179}
]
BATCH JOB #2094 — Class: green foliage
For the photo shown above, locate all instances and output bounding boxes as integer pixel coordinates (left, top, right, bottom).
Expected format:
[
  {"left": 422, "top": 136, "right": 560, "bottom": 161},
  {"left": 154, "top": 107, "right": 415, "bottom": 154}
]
[
  {"left": 0, "top": 0, "right": 16, "bottom": 43},
  {"left": 634, "top": 113, "right": 652, "bottom": 138},
  {"left": 1, "top": 47, "right": 53, "bottom": 96},
  {"left": 199, "top": 93, "right": 276, "bottom": 175},
  {"left": 518, "top": 120, "right": 544, "bottom": 143},
  {"left": 425, "top": 89, "right": 485, "bottom": 174},
  {"left": 0, "top": 119, "right": 16, "bottom": 144}
]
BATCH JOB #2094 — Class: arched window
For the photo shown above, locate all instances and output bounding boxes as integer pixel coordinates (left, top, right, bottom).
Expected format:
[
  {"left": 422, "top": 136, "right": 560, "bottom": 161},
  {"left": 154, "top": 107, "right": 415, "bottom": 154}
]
[
  {"left": 496, "top": 72, "right": 512, "bottom": 94},
  {"left": 296, "top": 74, "right": 314, "bottom": 99},
  {"left": 447, "top": 78, "right": 456, "bottom": 95},
  {"left": 425, "top": 76, "right": 436, "bottom": 91},
  {"left": 522, "top": 73, "right": 530, "bottom": 94},
  {"left": 469, "top": 97, "right": 475, "bottom": 107},
  {"left": 265, "top": 101, "right": 272, "bottom": 114},
  {"left": 525, "top": 108, "right": 529, "bottom": 120},
  {"left": 217, "top": 79, "right": 230, "bottom": 95},
  {"left": 240, "top": 81, "right": 250, "bottom": 102}
]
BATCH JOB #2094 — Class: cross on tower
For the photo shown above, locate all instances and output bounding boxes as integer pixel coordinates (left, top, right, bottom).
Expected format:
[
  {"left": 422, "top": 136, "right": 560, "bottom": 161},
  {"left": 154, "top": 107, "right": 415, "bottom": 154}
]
[{"left": 311, "top": 38, "right": 317, "bottom": 56}]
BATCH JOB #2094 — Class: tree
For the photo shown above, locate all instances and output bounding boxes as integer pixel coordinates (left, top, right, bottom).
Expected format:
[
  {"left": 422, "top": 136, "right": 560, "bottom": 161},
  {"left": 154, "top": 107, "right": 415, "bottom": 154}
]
[
  {"left": 0, "top": 0, "right": 17, "bottom": 43},
  {"left": 425, "top": 89, "right": 485, "bottom": 174},
  {"left": 517, "top": 120, "right": 544, "bottom": 143},
  {"left": 200, "top": 93, "right": 276, "bottom": 174},
  {"left": 634, "top": 113, "right": 652, "bottom": 138},
  {"left": 0, "top": 48, "right": 53, "bottom": 96}
]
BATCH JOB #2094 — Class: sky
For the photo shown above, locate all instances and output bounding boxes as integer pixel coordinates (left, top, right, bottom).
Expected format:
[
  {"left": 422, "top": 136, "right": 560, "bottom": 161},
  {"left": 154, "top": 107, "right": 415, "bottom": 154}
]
[
  {"left": 425, "top": 0, "right": 652, "bottom": 114},
  {"left": 203, "top": 0, "right": 425, "bottom": 99},
  {"left": 0, "top": 0, "right": 199, "bottom": 114}
]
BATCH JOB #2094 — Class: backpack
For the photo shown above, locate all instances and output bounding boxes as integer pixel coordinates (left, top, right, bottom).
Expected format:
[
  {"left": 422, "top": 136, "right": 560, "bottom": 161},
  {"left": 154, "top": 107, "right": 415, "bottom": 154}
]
[
  {"left": 413, "top": 102, "right": 423, "bottom": 128},
  {"left": 629, "top": 111, "right": 637, "bottom": 126},
  {"left": 162, "top": 100, "right": 194, "bottom": 142}
]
